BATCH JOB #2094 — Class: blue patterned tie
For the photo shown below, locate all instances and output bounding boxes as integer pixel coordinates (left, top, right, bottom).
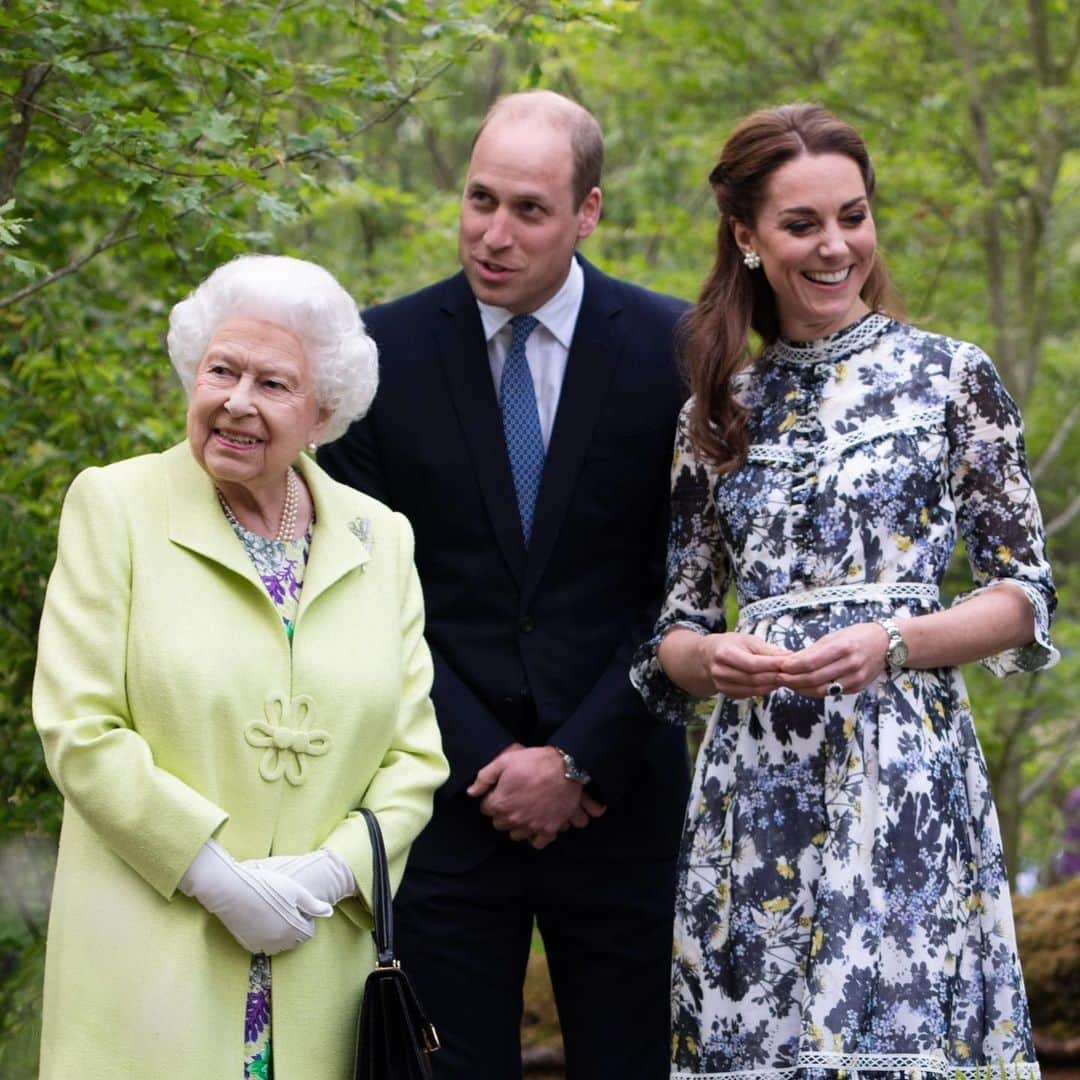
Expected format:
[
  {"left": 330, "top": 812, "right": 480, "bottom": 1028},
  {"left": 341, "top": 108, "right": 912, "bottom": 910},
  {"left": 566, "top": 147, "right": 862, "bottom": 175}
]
[{"left": 499, "top": 315, "right": 544, "bottom": 544}]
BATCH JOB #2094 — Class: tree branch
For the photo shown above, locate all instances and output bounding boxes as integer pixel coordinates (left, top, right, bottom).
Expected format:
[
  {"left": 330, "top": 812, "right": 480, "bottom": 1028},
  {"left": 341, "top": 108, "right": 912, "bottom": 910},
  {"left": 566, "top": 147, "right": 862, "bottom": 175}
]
[
  {"left": 1045, "top": 491, "right": 1080, "bottom": 536},
  {"left": 994, "top": 674, "right": 1042, "bottom": 784},
  {"left": 1026, "top": 0, "right": 1052, "bottom": 85},
  {"left": 1032, "top": 399, "right": 1080, "bottom": 480},
  {"left": 1020, "top": 716, "right": 1080, "bottom": 804},
  {"left": 1015, "top": 0, "right": 1073, "bottom": 399},
  {"left": 940, "top": 0, "right": 1011, "bottom": 387},
  {"left": 0, "top": 86, "right": 231, "bottom": 181},
  {"left": 912, "top": 219, "right": 959, "bottom": 321},
  {"left": 0, "top": 62, "right": 51, "bottom": 206},
  {"left": 0, "top": 213, "right": 138, "bottom": 310},
  {"left": 1066, "top": 5, "right": 1080, "bottom": 76}
]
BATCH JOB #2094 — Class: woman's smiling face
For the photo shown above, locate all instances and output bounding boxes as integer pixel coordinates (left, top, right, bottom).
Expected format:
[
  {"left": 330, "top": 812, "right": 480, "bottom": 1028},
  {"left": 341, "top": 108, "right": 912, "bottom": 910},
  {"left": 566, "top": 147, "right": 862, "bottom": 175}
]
[
  {"left": 734, "top": 152, "right": 877, "bottom": 341},
  {"left": 186, "top": 317, "right": 328, "bottom": 496}
]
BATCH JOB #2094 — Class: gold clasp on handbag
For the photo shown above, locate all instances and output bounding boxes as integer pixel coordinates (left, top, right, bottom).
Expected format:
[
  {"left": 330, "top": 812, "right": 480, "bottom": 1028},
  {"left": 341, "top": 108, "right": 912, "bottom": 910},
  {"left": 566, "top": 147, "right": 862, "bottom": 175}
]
[{"left": 421, "top": 1022, "right": 440, "bottom": 1054}]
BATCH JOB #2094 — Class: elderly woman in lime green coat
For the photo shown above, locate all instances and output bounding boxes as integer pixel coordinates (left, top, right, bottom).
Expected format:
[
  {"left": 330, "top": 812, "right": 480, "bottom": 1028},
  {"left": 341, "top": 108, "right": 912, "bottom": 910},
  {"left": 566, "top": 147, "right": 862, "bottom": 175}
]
[{"left": 33, "top": 255, "right": 449, "bottom": 1080}]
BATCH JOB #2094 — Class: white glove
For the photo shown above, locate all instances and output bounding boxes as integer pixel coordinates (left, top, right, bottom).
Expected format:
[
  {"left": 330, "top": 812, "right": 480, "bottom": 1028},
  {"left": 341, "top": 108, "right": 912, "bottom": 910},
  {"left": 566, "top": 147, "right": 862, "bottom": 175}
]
[
  {"left": 243, "top": 848, "right": 357, "bottom": 908},
  {"left": 179, "top": 839, "right": 333, "bottom": 955}
]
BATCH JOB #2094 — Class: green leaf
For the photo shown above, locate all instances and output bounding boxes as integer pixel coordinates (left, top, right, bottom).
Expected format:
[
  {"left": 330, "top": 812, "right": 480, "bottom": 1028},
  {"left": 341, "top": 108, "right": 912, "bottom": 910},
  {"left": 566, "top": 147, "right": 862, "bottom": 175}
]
[{"left": 201, "top": 110, "right": 241, "bottom": 148}]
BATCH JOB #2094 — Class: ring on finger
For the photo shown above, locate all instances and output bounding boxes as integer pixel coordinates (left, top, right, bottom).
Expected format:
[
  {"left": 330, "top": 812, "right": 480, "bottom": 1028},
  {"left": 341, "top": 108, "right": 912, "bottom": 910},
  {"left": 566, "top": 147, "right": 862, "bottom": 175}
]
[{"left": 827, "top": 681, "right": 845, "bottom": 697}]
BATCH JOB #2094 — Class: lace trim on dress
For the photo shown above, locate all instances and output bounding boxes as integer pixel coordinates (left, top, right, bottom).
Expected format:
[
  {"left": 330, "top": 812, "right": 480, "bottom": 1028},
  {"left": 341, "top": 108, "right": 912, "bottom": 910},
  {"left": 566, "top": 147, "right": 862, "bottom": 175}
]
[
  {"left": 746, "top": 408, "right": 944, "bottom": 469},
  {"left": 747, "top": 445, "right": 802, "bottom": 467},
  {"left": 672, "top": 1052, "right": 1041, "bottom": 1080},
  {"left": 737, "top": 582, "right": 940, "bottom": 625},
  {"left": 766, "top": 312, "right": 892, "bottom": 366},
  {"left": 829, "top": 408, "right": 943, "bottom": 455}
]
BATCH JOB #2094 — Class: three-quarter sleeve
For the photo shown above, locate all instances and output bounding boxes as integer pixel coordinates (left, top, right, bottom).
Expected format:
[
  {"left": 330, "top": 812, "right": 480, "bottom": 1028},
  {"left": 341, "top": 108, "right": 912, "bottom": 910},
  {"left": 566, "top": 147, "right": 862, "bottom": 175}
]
[
  {"left": 945, "top": 343, "right": 1059, "bottom": 675},
  {"left": 631, "top": 402, "right": 731, "bottom": 724}
]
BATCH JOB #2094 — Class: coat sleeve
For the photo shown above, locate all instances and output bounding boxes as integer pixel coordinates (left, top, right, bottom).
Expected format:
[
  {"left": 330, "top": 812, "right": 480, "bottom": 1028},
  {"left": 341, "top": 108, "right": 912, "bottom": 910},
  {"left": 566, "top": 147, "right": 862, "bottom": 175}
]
[
  {"left": 319, "top": 413, "right": 517, "bottom": 800},
  {"left": 630, "top": 401, "right": 732, "bottom": 724},
  {"left": 33, "top": 467, "right": 228, "bottom": 899},
  {"left": 323, "top": 512, "right": 449, "bottom": 923},
  {"left": 945, "top": 343, "right": 1059, "bottom": 675}
]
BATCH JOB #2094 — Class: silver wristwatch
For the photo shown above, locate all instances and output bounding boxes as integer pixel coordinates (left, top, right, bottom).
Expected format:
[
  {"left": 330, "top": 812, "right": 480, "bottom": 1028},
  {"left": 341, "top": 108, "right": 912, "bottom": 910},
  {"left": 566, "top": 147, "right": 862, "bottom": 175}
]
[
  {"left": 553, "top": 747, "right": 591, "bottom": 785},
  {"left": 877, "top": 618, "right": 909, "bottom": 673}
]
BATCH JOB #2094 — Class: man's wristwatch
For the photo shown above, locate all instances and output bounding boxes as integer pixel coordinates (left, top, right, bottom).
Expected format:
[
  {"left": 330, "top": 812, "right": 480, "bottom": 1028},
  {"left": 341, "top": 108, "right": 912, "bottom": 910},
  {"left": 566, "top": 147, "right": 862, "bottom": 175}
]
[
  {"left": 552, "top": 747, "right": 591, "bottom": 785},
  {"left": 877, "top": 618, "right": 909, "bottom": 674}
]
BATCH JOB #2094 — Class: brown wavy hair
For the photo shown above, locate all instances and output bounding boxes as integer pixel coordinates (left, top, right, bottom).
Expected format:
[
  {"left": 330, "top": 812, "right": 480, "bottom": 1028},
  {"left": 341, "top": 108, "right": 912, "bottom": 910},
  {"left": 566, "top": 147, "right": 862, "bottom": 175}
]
[{"left": 686, "top": 103, "right": 903, "bottom": 471}]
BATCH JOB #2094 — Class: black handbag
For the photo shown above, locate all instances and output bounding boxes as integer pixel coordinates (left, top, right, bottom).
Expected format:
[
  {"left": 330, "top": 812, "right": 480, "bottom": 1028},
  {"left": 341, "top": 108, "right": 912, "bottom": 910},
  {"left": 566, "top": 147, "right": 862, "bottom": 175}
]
[{"left": 354, "top": 808, "right": 440, "bottom": 1080}]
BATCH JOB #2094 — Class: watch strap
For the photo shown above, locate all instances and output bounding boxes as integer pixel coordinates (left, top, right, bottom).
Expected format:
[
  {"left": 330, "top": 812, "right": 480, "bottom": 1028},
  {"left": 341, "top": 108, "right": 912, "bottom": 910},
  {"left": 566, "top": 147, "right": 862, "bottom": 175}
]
[
  {"left": 876, "top": 618, "right": 908, "bottom": 672},
  {"left": 552, "top": 747, "right": 590, "bottom": 785}
]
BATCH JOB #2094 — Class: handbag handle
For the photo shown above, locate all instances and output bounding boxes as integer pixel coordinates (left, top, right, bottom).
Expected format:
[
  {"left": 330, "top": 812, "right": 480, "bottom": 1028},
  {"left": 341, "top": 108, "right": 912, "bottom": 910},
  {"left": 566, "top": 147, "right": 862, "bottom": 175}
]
[{"left": 359, "top": 808, "right": 396, "bottom": 968}]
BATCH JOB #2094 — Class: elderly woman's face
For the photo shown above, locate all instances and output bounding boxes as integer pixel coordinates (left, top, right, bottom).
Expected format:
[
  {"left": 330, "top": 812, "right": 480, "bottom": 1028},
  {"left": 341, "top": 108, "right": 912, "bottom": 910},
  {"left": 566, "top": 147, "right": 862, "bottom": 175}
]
[{"left": 186, "top": 317, "right": 328, "bottom": 493}]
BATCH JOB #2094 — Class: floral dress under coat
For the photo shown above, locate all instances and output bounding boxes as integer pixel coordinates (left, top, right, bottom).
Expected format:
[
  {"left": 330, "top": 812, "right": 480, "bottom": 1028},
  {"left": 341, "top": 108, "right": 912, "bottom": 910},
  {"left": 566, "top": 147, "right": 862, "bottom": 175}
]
[
  {"left": 224, "top": 511, "right": 313, "bottom": 1080},
  {"left": 631, "top": 314, "right": 1057, "bottom": 1080}
]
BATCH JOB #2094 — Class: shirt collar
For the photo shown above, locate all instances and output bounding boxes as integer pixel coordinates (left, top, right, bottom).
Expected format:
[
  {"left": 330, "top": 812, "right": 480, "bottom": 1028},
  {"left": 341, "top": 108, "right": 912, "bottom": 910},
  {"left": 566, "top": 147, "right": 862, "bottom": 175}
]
[{"left": 476, "top": 257, "right": 584, "bottom": 349}]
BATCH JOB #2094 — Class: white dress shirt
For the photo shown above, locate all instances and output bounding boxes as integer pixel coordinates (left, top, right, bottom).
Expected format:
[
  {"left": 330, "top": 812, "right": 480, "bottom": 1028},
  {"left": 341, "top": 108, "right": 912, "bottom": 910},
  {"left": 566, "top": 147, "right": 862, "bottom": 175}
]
[{"left": 477, "top": 258, "right": 584, "bottom": 450}]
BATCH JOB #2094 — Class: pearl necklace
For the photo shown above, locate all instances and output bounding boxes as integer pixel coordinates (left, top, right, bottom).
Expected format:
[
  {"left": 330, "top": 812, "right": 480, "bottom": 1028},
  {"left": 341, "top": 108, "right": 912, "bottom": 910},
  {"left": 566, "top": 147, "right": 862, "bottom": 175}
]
[{"left": 217, "top": 466, "right": 300, "bottom": 542}]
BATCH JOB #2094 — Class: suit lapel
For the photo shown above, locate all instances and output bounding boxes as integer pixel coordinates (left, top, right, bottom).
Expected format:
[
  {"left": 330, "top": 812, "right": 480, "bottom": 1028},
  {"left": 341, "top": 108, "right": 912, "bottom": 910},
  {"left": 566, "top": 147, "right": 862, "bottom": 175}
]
[
  {"left": 437, "top": 274, "right": 528, "bottom": 585},
  {"left": 522, "top": 261, "right": 624, "bottom": 607}
]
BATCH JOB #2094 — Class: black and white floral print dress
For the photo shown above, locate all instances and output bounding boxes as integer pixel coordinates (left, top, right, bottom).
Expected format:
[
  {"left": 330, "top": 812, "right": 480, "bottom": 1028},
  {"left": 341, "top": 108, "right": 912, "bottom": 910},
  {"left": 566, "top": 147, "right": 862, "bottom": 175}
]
[{"left": 631, "top": 313, "right": 1057, "bottom": 1080}]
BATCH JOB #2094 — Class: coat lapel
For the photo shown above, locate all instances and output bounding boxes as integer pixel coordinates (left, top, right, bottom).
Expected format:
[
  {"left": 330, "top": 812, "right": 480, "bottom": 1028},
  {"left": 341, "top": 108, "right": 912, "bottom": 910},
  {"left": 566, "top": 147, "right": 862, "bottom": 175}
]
[
  {"left": 437, "top": 274, "right": 528, "bottom": 585},
  {"left": 164, "top": 443, "right": 264, "bottom": 588},
  {"left": 164, "top": 442, "right": 370, "bottom": 615},
  {"left": 522, "top": 261, "right": 624, "bottom": 608},
  {"left": 294, "top": 454, "right": 372, "bottom": 613}
]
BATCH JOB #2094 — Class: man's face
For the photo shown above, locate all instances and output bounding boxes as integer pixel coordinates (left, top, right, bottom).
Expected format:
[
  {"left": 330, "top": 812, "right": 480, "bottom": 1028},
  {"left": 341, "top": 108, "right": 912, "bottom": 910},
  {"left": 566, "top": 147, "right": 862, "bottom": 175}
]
[{"left": 458, "top": 115, "right": 601, "bottom": 314}]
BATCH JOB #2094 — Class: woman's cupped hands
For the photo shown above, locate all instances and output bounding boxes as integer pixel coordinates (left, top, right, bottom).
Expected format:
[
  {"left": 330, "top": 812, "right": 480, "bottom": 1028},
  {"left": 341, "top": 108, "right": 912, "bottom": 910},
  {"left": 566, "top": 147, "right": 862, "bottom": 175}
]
[{"left": 696, "top": 622, "right": 889, "bottom": 700}]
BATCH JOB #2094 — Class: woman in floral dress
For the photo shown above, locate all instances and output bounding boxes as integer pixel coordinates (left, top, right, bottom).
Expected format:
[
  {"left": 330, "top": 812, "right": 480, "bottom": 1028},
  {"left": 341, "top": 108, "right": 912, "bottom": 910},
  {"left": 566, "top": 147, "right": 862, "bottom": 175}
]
[{"left": 631, "top": 105, "right": 1057, "bottom": 1080}]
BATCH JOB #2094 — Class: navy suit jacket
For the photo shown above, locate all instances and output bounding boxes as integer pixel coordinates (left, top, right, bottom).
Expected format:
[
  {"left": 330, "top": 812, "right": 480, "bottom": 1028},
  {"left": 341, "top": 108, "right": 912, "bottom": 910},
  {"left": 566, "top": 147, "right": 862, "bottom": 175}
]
[{"left": 319, "top": 257, "right": 691, "bottom": 871}]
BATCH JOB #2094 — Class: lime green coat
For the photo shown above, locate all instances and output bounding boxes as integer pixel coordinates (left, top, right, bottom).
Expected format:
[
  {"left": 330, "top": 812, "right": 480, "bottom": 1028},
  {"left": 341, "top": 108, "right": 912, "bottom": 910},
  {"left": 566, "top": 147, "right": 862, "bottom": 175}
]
[{"left": 33, "top": 442, "right": 448, "bottom": 1079}]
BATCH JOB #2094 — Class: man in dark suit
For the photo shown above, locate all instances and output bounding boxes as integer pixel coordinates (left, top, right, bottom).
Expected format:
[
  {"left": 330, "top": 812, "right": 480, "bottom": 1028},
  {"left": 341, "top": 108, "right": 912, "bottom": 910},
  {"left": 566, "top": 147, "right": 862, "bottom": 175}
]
[{"left": 319, "top": 90, "right": 690, "bottom": 1079}]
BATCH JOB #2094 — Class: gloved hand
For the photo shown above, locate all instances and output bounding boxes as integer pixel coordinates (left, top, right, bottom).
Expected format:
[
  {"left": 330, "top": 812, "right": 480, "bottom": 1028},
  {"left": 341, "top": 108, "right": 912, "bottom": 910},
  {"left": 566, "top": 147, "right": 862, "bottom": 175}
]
[
  {"left": 179, "top": 839, "right": 333, "bottom": 955},
  {"left": 243, "top": 848, "right": 357, "bottom": 908}
]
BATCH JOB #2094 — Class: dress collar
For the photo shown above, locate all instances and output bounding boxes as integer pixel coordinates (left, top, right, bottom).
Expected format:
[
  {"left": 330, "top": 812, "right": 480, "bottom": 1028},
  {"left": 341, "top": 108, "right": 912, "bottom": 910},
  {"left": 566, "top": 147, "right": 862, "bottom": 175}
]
[{"left": 766, "top": 312, "right": 893, "bottom": 366}]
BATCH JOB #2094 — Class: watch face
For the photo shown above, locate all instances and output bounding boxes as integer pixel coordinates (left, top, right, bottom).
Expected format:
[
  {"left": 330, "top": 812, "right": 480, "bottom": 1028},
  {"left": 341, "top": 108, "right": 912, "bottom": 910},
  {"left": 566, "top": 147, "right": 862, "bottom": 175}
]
[
  {"left": 880, "top": 620, "right": 908, "bottom": 670},
  {"left": 890, "top": 637, "right": 909, "bottom": 668}
]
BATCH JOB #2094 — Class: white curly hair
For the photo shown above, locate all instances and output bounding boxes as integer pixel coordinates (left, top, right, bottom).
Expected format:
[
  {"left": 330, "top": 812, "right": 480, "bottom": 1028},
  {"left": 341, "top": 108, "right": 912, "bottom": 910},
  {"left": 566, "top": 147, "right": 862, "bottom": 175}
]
[{"left": 167, "top": 254, "right": 378, "bottom": 445}]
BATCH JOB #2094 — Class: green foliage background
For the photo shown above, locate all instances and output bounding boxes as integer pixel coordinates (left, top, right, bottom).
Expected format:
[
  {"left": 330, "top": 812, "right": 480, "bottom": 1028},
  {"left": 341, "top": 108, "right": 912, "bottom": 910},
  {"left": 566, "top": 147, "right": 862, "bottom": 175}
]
[{"left": 1, "top": 0, "right": 1076, "bottom": 1070}]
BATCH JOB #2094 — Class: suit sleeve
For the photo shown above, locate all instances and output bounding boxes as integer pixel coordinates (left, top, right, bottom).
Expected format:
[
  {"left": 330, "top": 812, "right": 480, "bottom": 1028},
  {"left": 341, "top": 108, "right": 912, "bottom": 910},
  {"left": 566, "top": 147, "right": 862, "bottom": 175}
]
[
  {"left": 550, "top": 301, "right": 695, "bottom": 802},
  {"left": 546, "top": 524, "right": 688, "bottom": 802},
  {"left": 545, "top": 630, "right": 666, "bottom": 803},
  {"left": 319, "top": 418, "right": 518, "bottom": 800},
  {"left": 323, "top": 514, "right": 450, "bottom": 923},
  {"left": 33, "top": 467, "right": 228, "bottom": 899}
]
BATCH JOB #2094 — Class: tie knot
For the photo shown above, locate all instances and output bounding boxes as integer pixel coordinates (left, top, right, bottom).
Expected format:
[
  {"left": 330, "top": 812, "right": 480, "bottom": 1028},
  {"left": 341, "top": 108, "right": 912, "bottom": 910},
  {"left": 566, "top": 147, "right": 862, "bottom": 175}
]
[{"left": 509, "top": 315, "right": 539, "bottom": 351}]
